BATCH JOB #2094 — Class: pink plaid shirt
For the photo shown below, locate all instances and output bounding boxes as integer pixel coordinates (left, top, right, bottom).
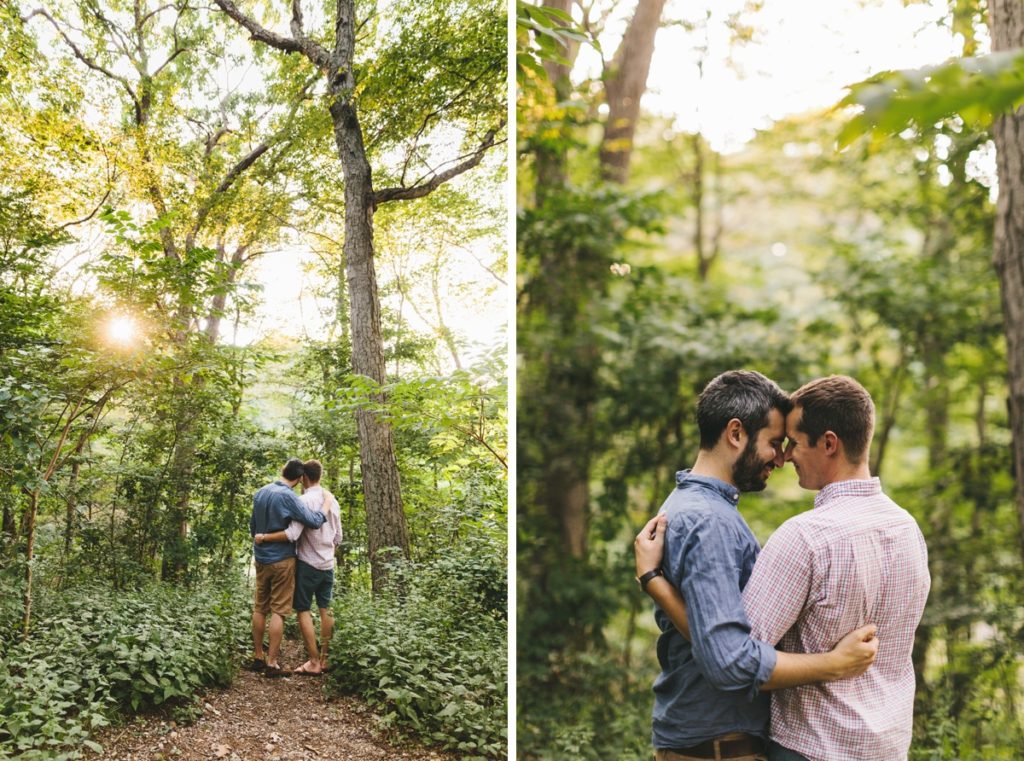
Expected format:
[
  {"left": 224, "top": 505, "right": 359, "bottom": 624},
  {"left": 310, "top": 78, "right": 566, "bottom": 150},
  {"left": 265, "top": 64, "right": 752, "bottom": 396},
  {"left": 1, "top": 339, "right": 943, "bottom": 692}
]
[
  {"left": 284, "top": 485, "right": 342, "bottom": 571},
  {"left": 743, "top": 478, "right": 930, "bottom": 761}
]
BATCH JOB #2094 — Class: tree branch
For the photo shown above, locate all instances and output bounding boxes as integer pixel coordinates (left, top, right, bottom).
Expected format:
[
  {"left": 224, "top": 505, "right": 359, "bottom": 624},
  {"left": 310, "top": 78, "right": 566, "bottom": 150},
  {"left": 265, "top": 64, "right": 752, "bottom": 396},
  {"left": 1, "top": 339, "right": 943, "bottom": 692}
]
[
  {"left": 59, "top": 187, "right": 113, "bottom": 230},
  {"left": 23, "top": 8, "right": 140, "bottom": 111},
  {"left": 211, "top": 0, "right": 330, "bottom": 70},
  {"left": 82, "top": 0, "right": 135, "bottom": 59},
  {"left": 185, "top": 141, "right": 271, "bottom": 251},
  {"left": 139, "top": 2, "right": 174, "bottom": 26},
  {"left": 373, "top": 122, "right": 505, "bottom": 206},
  {"left": 290, "top": 0, "right": 304, "bottom": 40}
]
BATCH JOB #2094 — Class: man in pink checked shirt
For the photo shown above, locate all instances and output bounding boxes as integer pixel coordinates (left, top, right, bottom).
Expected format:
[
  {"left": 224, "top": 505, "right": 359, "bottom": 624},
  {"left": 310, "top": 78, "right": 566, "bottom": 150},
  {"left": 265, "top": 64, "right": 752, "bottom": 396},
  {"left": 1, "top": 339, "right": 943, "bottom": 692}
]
[
  {"left": 636, "top": 375, "right": 931, "bottom": 761},
  {"left": 255, "top": 459, "right": 343, "bottom": 676}
]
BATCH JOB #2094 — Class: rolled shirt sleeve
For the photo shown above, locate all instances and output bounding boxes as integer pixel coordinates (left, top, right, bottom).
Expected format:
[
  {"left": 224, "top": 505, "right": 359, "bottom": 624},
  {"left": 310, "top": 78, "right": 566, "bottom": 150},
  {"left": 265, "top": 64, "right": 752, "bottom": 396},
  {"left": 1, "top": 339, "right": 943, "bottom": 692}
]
[
  {"left": 667, "top": 513, "right": 777, "bottom": 698},
  {"left": 284, "top": 521, "right": 304, "bottom": 542}
]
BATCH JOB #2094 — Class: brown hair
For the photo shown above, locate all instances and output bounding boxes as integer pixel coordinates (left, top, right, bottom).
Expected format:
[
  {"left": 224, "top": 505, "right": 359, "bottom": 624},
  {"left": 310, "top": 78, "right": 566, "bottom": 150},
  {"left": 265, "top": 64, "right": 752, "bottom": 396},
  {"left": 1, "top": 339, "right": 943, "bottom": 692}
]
[
  {"left": 282, "top": 458, "right": 305, "bottom": 481},
  {"left": 791, "top": 375, "right": 874, "bottom": 464},
  {"left": 302, "top": 459, "right": 323, "bottom": 484},
  {"left": 696, "top": 370, "right": 792, "bottom": 450}
]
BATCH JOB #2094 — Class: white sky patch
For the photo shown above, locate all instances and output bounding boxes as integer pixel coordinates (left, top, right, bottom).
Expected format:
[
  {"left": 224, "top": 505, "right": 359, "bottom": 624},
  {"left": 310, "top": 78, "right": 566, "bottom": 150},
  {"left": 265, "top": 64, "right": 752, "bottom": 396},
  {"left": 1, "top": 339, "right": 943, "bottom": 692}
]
[
  {"left": 232, "top": 209, "right": 507, "bottom": 372},
  {"left": 575, "top": 0, "right": 963, "bottom": 153}
]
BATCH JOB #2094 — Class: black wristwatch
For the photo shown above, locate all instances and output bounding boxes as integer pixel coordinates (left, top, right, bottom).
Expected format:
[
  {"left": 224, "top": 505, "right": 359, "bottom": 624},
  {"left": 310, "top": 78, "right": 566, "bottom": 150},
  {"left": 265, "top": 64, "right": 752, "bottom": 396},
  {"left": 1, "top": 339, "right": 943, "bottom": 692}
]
[{"left": 636, "top": 567, "right": 664, "bottom": 591}]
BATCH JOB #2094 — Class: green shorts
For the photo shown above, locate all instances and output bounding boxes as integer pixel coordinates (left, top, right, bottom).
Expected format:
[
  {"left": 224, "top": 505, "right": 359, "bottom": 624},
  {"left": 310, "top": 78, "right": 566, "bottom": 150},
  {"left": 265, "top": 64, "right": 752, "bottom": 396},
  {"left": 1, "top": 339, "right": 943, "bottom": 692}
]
[{"left": 293, "top": 559, "right": 335, "bottom": 612}]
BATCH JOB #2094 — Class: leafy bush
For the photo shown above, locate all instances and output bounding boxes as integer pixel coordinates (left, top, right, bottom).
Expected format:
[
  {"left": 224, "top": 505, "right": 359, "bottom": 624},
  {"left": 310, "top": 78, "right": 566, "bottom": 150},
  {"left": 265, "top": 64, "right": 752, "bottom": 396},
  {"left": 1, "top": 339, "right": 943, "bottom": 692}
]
[
  {"left": 325, "top": 548, "right": 507, "bottom": 759},
  {"left": 0, "top": 578, "right": 249, "bottom": 759}
]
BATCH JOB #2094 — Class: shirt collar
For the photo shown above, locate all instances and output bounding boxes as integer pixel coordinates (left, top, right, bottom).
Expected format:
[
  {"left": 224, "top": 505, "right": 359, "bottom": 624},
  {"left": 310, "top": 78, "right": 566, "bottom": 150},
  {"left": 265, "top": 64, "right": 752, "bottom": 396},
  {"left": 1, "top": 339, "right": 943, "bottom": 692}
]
[
  {"left": 814, "top": 477, "right": 882, "bottom": 509},
  {"left": 675, "top": 469, "right": 741, "bottom": 506}
]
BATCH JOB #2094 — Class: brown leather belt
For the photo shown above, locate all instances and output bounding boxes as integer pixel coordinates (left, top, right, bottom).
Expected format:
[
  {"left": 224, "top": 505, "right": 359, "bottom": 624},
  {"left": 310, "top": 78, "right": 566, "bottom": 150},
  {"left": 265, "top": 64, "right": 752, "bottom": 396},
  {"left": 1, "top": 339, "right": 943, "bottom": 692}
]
[{"left": 662, "top": 733, "right": 765, "bottom": 759}]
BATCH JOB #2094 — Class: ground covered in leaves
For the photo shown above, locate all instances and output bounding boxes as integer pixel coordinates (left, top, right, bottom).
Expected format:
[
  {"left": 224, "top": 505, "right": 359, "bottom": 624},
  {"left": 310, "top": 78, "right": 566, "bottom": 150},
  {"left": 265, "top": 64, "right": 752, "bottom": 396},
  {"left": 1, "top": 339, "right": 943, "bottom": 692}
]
[{"left": 89, "top": 638, "right": 458, "bottom": 760}]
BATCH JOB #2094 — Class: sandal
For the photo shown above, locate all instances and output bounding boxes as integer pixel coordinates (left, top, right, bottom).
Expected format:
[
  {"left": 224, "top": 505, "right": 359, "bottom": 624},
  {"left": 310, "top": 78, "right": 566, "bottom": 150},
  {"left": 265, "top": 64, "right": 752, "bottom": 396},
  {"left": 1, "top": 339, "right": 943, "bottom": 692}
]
[{"left": 293, "top": 662, "right": 323, "bottom": 677}]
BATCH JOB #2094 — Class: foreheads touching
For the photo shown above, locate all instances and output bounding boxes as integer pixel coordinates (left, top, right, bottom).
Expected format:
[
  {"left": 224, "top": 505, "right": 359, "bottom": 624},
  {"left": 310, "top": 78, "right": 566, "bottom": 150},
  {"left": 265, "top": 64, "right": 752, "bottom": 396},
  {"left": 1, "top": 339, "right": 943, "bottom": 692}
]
[
  {"left": 788, "top": 375, "right": 875, "bottom": 465},
  {"left": 696, "top": 370, "right": 793, "bottom": 451}
]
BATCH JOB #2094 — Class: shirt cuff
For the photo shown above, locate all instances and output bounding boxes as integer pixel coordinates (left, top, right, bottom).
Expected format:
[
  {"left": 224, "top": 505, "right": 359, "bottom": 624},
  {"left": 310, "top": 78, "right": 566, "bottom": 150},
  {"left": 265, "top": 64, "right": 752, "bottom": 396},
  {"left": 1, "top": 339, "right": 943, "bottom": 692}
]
[
  {"left": 748, "top": 639, "right": 777, "bottom": 701},
  {"left": 284, "top": 522, "right": 303, "bottom": 542}
]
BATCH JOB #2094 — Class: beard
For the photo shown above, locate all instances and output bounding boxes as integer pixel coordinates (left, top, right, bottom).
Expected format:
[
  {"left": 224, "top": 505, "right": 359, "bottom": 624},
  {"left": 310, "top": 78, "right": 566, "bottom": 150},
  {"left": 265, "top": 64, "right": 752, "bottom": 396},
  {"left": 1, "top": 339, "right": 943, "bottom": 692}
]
[{"left": 733, "top": 438, "right": 774, "bottom": 492}]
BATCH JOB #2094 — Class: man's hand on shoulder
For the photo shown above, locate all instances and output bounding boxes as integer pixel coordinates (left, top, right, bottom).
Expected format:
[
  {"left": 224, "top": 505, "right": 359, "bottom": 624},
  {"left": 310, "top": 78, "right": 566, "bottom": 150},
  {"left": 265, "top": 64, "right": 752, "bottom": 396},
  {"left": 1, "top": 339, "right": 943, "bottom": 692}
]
[
  {"left": 826, "top": 624, "right": 878, "bottom": 680},
  {"left": 634, "top": 513, "right": 667, "bottom": 578}
]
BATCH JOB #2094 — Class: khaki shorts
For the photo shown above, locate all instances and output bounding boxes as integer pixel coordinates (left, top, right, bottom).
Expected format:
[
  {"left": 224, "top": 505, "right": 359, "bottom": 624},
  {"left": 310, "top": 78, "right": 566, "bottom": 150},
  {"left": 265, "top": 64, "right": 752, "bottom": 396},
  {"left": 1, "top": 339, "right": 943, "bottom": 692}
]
[{"left": 255, "top": 557, "right": 296, "bottom": 617}]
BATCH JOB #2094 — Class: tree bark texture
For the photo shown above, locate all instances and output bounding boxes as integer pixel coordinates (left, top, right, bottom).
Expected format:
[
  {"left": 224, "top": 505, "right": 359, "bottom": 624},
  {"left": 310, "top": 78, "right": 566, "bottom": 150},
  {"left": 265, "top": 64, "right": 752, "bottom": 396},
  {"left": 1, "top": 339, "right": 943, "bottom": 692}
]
[
  {"left": 533, "top": 0, "right": 574, "bottom": 200},
  {"left": 599, "top": 0, "right": 668, "bottom": 183},
  {"left": 988, "top": 0, "right": 1024, "bottom": 565},
  {"left": 330, "top": 0, "right": 410, "bottom": 593}
]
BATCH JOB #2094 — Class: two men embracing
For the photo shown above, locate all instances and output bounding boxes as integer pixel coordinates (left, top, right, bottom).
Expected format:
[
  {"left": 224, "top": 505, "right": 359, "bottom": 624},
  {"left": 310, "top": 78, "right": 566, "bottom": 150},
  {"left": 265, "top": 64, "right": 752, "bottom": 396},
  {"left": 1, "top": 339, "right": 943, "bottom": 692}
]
[
  {"left": 249, "top": 457, "right": 343, "bottom": 677},
  {"left": 634, "top": 371, "right": 930, "bottom": 761}
]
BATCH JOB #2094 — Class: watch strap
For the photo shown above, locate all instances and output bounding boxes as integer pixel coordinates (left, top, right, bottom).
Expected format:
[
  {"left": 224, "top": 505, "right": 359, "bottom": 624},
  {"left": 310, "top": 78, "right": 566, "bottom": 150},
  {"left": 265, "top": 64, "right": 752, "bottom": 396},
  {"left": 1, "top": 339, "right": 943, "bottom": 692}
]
[{"left": 637, "top": 567, "right": 664, "bottom": 590}]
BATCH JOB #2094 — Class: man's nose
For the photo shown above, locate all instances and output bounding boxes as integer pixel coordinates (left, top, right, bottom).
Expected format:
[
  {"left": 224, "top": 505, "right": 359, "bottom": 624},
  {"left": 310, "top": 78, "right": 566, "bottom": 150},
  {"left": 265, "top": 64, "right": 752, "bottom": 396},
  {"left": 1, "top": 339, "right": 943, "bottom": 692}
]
[{"left": 773, "top": 447, "right": 785, "bottom": 467}]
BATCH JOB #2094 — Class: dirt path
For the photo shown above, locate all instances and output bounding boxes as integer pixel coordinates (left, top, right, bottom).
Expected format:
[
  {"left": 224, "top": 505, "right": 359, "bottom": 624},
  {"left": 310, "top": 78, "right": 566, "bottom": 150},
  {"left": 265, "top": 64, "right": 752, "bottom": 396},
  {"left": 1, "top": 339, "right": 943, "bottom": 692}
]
[{"left": 91, "top": 638, "right": 457, "bottom": 760}]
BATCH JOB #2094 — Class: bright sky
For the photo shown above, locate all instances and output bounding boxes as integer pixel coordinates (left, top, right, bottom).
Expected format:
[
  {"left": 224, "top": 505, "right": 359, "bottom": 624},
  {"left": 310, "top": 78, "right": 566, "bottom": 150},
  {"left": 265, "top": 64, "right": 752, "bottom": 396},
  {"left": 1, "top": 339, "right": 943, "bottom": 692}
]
[
  {"left": 235, "top": 218, "right": 507, "bottom": 371},
  {"left": 577, "top": 0, "right": 967, "bottom": 152}
]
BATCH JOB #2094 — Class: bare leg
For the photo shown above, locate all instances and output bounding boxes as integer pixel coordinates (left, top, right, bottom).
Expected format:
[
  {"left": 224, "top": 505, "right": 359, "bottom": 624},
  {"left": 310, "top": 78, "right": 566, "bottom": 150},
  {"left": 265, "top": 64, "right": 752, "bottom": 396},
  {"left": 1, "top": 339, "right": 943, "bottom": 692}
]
[
  {"left": 267, "top": 613, "right": 285, "bottom": 667},
  {"left": 297, "top": 610, "right": 319, "bottom": 666},
  {"left": 252, "top": 610, "right": 266, "bottom": 660},
  {"left": 319, "top": 607, "right": 334, "bottom": 670}
]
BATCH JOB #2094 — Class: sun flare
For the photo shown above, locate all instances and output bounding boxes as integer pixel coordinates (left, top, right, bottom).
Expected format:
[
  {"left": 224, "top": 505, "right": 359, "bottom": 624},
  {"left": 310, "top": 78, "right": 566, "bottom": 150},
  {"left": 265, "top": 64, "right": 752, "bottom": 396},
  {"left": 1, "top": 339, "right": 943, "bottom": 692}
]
[{"left": 106, "top": 315, "right": 138, "bottom": 345}]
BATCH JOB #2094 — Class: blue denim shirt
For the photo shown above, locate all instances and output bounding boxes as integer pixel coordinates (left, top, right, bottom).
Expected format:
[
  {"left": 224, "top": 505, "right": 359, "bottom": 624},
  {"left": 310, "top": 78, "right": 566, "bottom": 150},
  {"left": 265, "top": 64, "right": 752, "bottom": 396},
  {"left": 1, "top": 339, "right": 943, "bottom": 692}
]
[
  {"left": 651, "top": 470, "right": 776, "bottom": 749},
  {"left": 250, "top": 481, "right": 326, "bottom": 564}
]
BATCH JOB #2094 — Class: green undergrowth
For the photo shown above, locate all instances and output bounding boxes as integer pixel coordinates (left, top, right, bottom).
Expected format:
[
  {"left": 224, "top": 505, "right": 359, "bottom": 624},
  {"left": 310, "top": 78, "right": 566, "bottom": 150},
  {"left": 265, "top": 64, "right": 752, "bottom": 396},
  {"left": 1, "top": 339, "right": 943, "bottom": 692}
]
[
  {"left": 0, "top": 577, "right": 249, "bottom": 760},
  {"left": 325, "top": 545, "right": 507, "bottom": 759}
]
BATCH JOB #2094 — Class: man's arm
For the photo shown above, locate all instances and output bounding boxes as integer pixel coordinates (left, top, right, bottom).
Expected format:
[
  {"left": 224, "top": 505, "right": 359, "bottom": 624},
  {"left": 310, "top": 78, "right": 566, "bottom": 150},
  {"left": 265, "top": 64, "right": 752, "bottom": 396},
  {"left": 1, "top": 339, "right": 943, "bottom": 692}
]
[
  {"left": 255, "top": 530, "right": 290, "bottom": 544},
  {"left": 636, "top": 514, "right": 877, "bottom": 690},
  {"left": 326, "top": 492, "right": 342, "bottom": 546},
  {"left": 255, "top": 518, "right": 304, "bottom": 544},
  {"left": 641, "top": 575, "right": 876, "bottom": 688},
  {"left": 658, "top": 510, "right": 777, "bottom": 695},
  {"left": 284, "top": 491, "right": 326, "bottom": 529}
]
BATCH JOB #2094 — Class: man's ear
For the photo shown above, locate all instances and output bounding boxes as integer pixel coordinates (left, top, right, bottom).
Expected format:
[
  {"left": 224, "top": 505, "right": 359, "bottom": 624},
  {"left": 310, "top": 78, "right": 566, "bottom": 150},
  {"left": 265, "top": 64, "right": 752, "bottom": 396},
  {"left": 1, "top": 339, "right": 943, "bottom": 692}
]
[
  {"left": 823, "top": 431, "right": 839, "bottom": 456},
  {"left": 725, "top": 418, "right": 746, "bottom": 451}
]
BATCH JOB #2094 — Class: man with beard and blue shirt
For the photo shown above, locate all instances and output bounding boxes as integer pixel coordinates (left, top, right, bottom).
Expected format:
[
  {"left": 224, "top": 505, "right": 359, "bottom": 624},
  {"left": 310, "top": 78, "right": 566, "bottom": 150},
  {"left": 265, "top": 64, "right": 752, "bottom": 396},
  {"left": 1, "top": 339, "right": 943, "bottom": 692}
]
[{"left": 632, "top": 371, "right": 877, "bottom": 761}]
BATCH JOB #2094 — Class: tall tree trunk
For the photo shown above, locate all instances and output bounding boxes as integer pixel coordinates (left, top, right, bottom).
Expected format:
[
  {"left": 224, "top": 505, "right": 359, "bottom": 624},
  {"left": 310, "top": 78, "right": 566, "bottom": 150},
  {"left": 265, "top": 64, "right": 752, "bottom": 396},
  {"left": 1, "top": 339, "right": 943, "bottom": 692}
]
[
  {"left": 329, "top": 0, "right": 410, "bottom": 593},
  {"left": 533, "top": 0, "right": 574, "bottom": 202},
  {"left": 870, "top": 347, "right": 909, "bottom": 478},
  {"left": 988, "top": 0, "right": 1024, "bottom": 566},
  {"left": 598, "top": 0, "right": 668, "bottom": 183}
]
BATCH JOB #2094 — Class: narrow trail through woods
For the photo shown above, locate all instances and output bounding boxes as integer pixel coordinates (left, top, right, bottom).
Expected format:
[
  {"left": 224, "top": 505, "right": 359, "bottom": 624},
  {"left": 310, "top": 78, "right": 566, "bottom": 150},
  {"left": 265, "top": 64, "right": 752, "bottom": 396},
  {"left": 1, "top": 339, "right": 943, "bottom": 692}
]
[{"left": 90, "top": 638, "right": 455, "bottom": 760}]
